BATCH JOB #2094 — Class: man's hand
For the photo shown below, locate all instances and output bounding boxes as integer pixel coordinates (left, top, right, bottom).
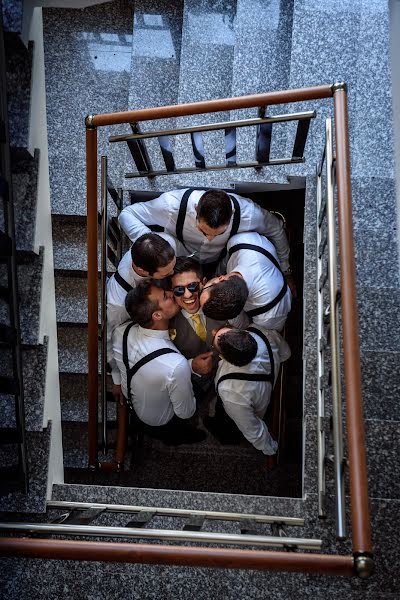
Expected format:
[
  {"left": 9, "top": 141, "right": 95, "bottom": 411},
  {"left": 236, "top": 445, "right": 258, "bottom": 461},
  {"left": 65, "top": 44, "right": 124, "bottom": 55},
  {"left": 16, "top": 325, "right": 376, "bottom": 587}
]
[
  {"left": 192, "top": 352, "right": 214, "bottom": 376},
  {"left": 112, "top": 384, "right": 125, "bottom": 406}
]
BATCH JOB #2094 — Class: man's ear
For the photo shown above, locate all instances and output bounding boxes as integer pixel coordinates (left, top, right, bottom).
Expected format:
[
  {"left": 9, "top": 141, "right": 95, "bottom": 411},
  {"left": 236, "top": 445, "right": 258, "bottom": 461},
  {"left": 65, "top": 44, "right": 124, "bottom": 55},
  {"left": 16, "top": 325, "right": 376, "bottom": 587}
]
[
  {"left": 202, "top": 276, "right": 207, "bottom": 285},
  {"left": 152, "top": 310, "right": 163, "bottom": 322},
  {"left": 132, "top": 262, "right": 149, "bottom": 277}
]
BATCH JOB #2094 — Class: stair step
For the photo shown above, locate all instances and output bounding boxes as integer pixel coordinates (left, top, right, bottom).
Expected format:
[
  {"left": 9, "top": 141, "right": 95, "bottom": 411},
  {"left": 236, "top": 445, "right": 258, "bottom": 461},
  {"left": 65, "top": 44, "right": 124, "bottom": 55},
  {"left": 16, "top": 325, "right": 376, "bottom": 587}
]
[
  {"left": 0, "top": 339, "right": 47, "bottom": 431},
  {"left": 230, "top": 0, "right": 294, "bottom": 172},
  {"left": 57, "top": 325, "right": 100, "bottom": 374},
  {"left": 52, "top": 482, "right": 305, "bottom": 519},
  {"left": 0, "top": 248, "right": 43, "bottom": 345},
  {"left": 60, "top": 372, "right": 116, "bottom": 422},
  {"left": 10, "top": 149, "right": 40, "bottom": 253},
  {"left": 43, "top": 2, "right": 133, "bottom": 216},
  {"left": 55, "top": 275, "right": 101, "bottom": 325},
  {"left": 52, "top": 215, "right": 115, "bottom": 275},
  {"left": 0, "top": 426, "right": 51, "bottom": 513},
  {"left": 5, "top": 36, "right": 33, "bottom": 149}
]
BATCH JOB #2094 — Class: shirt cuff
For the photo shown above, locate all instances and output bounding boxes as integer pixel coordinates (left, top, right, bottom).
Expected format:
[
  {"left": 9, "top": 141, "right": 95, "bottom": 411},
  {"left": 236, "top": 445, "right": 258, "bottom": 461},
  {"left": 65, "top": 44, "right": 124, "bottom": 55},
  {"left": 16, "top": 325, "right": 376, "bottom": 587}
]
[
  {"left": 189, "top": 358, "right": 202, "bottom": 377},
  {"left": 111, "top": 368, "right": 122, "bottom": 385}
]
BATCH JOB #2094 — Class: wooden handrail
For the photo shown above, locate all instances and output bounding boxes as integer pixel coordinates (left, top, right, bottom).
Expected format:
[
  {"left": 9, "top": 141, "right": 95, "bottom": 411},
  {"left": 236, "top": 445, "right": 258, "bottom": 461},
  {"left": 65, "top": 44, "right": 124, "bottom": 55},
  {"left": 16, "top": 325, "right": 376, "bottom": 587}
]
[
  {"left": 86, "top": 125, "right": 98, "bottom": 468},
  {"left": 0, "top": 538, "right": 354, "bottom": 576},
  {"left": 333, "top": 84, "right": 371, "bottom": 554},
  {"left": 88, "top": 84, "right": 333, "bottom": 127},
  {"left": 84, "top": 82, "right": 372, "bottom": 575}
]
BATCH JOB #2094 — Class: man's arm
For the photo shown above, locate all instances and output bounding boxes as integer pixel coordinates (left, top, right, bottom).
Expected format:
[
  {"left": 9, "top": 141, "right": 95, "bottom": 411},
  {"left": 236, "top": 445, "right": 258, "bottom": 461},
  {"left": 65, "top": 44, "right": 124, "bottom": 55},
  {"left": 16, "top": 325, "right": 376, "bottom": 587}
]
[
  {"left": 221, "top": 390, "right": 278, "bottom": 455},
  {"left": 118, "top": 193, "right": 174, "bottom": 243},
  {"left": 167, "top": 358, "right": 197, "bottom": 419},
  {"left": 250, "top": 203, "right": 290, "bottom": 272},
  {"left": 107, "top": 303, "right": 130, "bottom": 384}
]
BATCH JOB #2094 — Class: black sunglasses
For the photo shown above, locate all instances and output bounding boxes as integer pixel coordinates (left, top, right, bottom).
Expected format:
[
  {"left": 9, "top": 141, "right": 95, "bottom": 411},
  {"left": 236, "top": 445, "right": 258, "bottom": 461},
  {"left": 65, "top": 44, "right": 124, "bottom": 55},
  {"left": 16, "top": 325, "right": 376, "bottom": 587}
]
[{"left": 172, "top": 281, "right": 200, "bottom": 297}]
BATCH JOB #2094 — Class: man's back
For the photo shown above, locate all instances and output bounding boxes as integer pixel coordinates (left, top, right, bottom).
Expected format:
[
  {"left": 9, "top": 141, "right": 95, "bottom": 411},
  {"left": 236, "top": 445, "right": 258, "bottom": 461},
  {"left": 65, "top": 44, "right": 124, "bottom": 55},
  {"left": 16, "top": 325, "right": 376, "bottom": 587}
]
[
  {"left": 227, "top": 231, "right": 292, "bottom": 330},
  {"left": 119, "top": 189, "right": 289, "bottom": 267},
  {"left": 216, "top": 326, "right": 291, "bottom": 454},
  {"left": 112, "top": 322, "right": 196, "bottom": 426}
]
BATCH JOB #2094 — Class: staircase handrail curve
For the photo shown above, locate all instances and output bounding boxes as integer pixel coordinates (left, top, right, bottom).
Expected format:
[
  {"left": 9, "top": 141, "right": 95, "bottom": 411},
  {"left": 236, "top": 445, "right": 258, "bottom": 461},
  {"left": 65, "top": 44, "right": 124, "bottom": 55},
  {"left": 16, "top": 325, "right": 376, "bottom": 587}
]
[{"left": 82, "top": 82, "right": 372, "bottom": 578}]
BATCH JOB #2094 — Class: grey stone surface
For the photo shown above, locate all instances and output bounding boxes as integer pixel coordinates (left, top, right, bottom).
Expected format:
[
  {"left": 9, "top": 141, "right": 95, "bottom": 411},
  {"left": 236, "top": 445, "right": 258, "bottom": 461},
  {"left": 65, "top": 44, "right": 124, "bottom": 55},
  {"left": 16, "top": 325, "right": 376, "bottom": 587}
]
[
  {"left": 52, "top": 482, "right": 304, "bottom": 516},
  {"left": 354, "top": 228, "right": 400, "bottom": 290},
  {"left": 60, "top": 372, "right": 115, "bottom": 422},
  {"left": 2, "top": 0, "right": 23, "bottom": 33},
  {"left": 172, "top": 0, "right": 236, "bottom": 171},
  {"left": 351, "top": 177, "right": 397, "bottom": 233},
  {"left": 52, "top": 217, "right": 89, "bottom": 273},
  {"left": 0, "top": 249, "right": 43, "bottom": 346},
  {"left": 128, "top": 0, "right": 183, "bottom": 116},
  {"left": 43, "top": 1, "right": 134, "bottom": 216},
  {"left": 11, "top": 149, "right": 39, "bottom": 253},
  {"left": 231, "top": 0, "right": 294, "bottom": 164},
  {"left": 55, "top": 275, "right": 101, "bottom": 324},
  {"left": 17, "top": 249, "right": 43, "bottom": 346},
  {"left": 52, "top": 216, "right": 115, "bottom": 274},
  {"left": 57, "top": 325, "right": 98, "bottom": 374},
  {"left": 351, "top": 2, "right": 394, "bottom": 180},
  {"left": 360, "top": 351, "right": 400, "bottom": 421},
  {"left": 0, "top": 425, "right": 51, "bottom": 513},
  {"left": 5, "top": 37, "right": 32, "bottom": 149},
  {"left": 357, "top": 288, "right": 400, "bottom": 353},
  {"left": 16, "top": 340, "right": 48, "bottom": 432}
]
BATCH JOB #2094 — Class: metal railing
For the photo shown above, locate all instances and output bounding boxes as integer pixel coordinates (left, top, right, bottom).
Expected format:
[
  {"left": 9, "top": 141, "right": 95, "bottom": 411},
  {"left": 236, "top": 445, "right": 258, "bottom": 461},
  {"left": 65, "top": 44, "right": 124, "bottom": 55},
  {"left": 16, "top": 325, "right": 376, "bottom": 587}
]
[
  {"left": 0, "top": 9, "right": 28, "bottom": 495},
  {"left": 98, "top": 156, "right": 125, "bottom": 469},
  {"left": 316, "top": 119, "right": 346, "bottom": 539},
  {"left": 0, "top": 82, "right": 372, "bottom": 578},
  {"left": 108, "top": 110, "right": 316, "bottom": 178}
]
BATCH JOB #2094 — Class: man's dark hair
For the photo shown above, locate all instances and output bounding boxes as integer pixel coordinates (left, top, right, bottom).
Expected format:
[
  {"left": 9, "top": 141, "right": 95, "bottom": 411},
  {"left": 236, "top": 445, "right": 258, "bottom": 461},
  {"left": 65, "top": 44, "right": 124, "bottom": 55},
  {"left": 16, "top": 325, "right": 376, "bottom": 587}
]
[
  {"left": 218, "top": 329, "right": 258, "bottom": 367},
  {"left": 125, "top": 280, "right": 158, "bottom": 327},
  {"left": 172, "top": 256, "right": 202, "bottom": 279},
  {"left": 131, "top": 233, "right": 175, "bottom": 275},
  {"left": 197, "top": 189, "right": 232, "bottom": 229},
  {"left": 202, "top": 276, "right": 248, "bottom": 320}
]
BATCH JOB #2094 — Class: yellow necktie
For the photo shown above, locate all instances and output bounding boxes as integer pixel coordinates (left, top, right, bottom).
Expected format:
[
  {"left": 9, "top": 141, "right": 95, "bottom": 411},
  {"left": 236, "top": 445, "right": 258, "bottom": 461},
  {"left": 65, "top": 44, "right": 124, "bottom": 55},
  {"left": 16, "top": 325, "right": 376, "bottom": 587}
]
[
  {"left": 169, "top": 328, "right": 177, "bottom": 341},
  {"left": 191, "top": 313, "right": 207, "bottom": 342}
]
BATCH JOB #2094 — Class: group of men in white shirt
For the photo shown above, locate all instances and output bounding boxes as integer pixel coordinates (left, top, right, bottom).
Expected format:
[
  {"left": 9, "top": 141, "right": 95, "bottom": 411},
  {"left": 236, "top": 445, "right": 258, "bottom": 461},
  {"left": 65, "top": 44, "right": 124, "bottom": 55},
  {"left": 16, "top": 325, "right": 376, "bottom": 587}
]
[{"left": 107, "top": 188, "right": 293, "bottom": 455}]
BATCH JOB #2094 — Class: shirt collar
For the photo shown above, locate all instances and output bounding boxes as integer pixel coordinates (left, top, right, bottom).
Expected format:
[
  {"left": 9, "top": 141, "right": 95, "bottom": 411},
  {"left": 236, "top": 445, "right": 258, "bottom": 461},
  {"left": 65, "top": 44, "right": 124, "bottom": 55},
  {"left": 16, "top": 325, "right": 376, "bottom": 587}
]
[{"left": 138, "top": 326, "right": 170, "bottom": 339}]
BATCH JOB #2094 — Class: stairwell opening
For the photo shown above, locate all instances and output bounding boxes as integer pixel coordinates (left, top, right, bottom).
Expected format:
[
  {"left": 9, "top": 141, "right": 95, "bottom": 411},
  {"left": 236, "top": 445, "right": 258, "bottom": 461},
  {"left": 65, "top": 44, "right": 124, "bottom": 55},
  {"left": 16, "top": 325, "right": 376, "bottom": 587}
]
[{"left": 66, "top": 182, "right": 305, "bottom": 500}]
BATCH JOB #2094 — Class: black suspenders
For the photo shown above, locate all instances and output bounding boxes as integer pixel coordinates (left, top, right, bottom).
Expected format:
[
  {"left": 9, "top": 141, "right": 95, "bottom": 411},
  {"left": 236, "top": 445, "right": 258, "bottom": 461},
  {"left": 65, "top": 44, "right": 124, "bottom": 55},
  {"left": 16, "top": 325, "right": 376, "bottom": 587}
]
[
  {"left": 228, "top": 243, "right": 288, "bottom": 317},
  {"left": 122, "top": 322, "right": 178, "bottom": 408},
  {"left": 216, "top": 326, "right": 275, "bottom": 393},
  {"left": 114, "top": 270, "right": 133, "bottom": 293},
  {"left": 176, "top": 189, "right": 241, "bottom": 260}
]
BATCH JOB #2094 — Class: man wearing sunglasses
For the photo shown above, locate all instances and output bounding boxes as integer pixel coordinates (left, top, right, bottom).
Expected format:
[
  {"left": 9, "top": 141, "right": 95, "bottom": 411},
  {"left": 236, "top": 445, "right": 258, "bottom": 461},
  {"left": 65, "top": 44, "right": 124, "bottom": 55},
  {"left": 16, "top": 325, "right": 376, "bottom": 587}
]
[
  {"left": 204, "top": 324, "right": 290, "bottom": 454},
  {"left": 118, "top": 188, "right": 291, "bottom": 273},
  {"left": 169, "top": 257, "right": 226, "bottom": 383}
]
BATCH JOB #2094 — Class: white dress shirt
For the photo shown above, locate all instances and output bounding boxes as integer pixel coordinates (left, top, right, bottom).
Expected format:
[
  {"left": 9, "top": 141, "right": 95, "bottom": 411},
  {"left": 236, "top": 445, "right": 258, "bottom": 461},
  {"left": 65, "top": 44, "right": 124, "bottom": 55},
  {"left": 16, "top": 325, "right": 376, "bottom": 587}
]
[
  {"left": 112, "top": 324, "right": 196, "bottom": 426},
  {"left": 119, "top": 189, "right": 290, "bottom": 269},
  {"left": 216, "top": 325, "right": 291, "bottom": 455},
  {"left": 107, "top": 233, "right": 176, "bottom": 383},
  {"left": 227, "top": 232, "right": 292, "bottom": 331}
]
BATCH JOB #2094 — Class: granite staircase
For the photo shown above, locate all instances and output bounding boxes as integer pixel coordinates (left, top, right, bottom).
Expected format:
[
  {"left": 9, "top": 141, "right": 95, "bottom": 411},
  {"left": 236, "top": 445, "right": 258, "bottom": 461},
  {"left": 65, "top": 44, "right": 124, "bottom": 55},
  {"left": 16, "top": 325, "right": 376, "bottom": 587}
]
[
  {"left": 0, "top": 0, "right": 399, "bottom": 598},
  {"left": 0, "top": 1, "right": 53, "bottom": 512}
]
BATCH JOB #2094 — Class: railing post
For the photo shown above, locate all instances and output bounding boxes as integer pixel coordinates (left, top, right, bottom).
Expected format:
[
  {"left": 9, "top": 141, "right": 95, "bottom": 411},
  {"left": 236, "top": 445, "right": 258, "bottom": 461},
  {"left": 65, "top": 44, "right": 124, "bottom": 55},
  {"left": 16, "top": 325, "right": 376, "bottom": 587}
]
[
  {"left": 86, "top": 116, "right": 99, "bottom": 469},
  {"left": 333, "top": 83, "right": 372, "bottom": 572}
]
